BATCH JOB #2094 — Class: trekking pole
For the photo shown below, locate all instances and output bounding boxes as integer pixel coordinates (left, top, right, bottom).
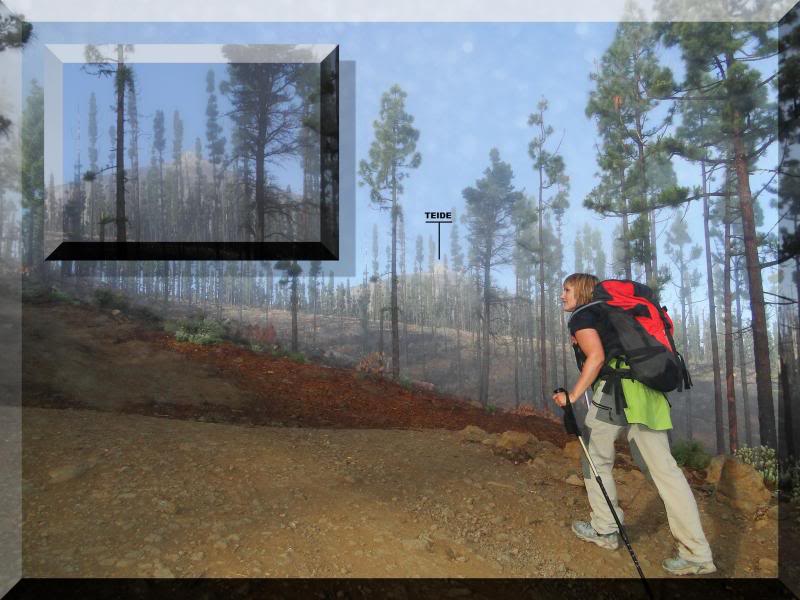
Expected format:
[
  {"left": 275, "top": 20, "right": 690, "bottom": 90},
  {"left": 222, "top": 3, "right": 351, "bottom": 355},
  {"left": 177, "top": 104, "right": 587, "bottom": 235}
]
[{"left": 555, "top": 387, "right": 654, "bottom": 600}]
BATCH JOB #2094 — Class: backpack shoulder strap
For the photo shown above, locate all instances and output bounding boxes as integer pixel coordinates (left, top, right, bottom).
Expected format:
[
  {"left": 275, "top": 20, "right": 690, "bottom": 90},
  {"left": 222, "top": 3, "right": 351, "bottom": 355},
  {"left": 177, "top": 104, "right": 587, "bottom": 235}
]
[{"left": 567, "top": 300, "right": 605, "bottom": 327}]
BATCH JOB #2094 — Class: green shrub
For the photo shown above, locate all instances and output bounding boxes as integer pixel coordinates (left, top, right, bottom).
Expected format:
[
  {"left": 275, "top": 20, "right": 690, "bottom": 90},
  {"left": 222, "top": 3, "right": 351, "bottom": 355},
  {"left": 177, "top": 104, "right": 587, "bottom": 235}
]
[
  {"left": 398, "top": 375, "right": 413, "bottom": 390},
  {"left": 734, "top": 445, "right": 778, "bottom": 486},
  {"left": 93, "top": 288, "right": 114, "bottom": 307},
  {"left": 130, "top": 304, "right": 161, "bottom": 323},
  {"left": 671, "top": 439, "right": 711, "bottom": 470},
  {"left": 485, "top": 403, "right": 497, "bottom": 415},
  {"left": 93, "top": 288, "right": 129, "bottom": 310},
  {"left": 285, "top": 351, "right": 307, "bottom": 364},
  {"left": 173, "top": 317, "right": 225, "bottom": 345},
  {"left": 22, "top": 283, "right": 77, "bottom": 304},
  {"left": 49, "top": 287, "right": 76, "bottom": 304},
  {"left": 20, "top": 284, "right": 50, "bottom": 303}
]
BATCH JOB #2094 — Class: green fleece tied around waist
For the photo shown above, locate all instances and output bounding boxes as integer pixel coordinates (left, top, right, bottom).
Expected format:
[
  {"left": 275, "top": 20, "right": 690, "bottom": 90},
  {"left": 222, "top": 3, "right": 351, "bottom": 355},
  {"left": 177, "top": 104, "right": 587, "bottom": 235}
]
[{"left": 594, "top": 357, "right": 673, "bottom": 431}]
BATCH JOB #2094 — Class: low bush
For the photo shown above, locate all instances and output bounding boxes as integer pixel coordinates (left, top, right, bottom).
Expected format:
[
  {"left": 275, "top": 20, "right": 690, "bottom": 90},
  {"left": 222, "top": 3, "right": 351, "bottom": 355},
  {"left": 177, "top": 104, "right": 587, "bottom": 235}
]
[
  {"left": 284, "top": 350, "right": 307, "bottom": 364},
  {"left": 671, "top": 439, "right": 711, "bottom": 470},
  {"left": 173, "top": 317, "right": 225, "bottom": 345},
  {"left": 129, "top": 304, "right": 162, "bottom": 324},
  {"left": 47, "top": 287, "right": 81, "bottom": 305},
  {"left": 734, "top": 445, "right": 778, "bottom": 487},
  {"left": 21, "top": 283, "right": 58, "bottom": 304},
  {"left": 93, "top": 288, "right": 129, "bottom": 310}
]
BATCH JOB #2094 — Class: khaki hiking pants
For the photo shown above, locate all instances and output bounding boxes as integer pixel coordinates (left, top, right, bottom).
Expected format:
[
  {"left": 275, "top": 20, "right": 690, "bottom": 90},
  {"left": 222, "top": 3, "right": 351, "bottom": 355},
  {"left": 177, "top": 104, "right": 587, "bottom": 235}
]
[{"left": 581, "top": 401, "right": 714, "bottom": 564}]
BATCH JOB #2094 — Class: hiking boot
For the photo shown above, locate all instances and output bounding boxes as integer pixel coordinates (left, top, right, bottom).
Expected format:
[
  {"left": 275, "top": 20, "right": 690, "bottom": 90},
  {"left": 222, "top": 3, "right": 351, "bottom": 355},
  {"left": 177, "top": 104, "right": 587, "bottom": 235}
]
[
  {"left": 662, "top": 556, "right": 717, "bottom": 575},
  {"left": 571, "top": 520, "right": 619, "bottom": 550}
]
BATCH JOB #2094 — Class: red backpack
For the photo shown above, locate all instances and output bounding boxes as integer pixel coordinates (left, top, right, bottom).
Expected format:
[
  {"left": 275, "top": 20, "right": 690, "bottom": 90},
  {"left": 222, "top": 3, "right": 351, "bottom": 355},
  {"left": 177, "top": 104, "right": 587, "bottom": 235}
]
[{"left": 570, "top": 279, "right": 692, "bottom": 394}]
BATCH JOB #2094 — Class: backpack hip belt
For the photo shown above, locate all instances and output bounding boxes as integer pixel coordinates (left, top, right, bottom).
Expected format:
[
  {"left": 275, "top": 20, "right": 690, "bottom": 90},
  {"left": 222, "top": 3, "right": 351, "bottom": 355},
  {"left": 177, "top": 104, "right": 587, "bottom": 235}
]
[{"left": 598, "top": 363, "right": 634, "bottom": 416}]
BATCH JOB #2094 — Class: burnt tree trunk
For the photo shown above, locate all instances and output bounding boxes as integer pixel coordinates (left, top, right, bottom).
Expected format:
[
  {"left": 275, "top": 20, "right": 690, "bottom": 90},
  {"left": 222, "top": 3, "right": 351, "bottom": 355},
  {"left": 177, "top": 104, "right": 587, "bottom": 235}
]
[
  {"left": 734, "top": 256, "right": 753, "bottom": 446},
  {"left": 702, "top": 160, "right": 725, "bottom": 454},
  {"left": 723, "top": 186, "right": 738, "bottom": 452},
  {"left": 729, "top": 95, "right": 776, "bottom": 449}
]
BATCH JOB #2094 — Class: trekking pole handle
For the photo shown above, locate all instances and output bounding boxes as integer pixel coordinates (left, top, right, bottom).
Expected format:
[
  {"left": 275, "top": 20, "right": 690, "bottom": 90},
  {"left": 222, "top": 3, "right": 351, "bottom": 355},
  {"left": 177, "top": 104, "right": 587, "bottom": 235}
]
[
  {"left": 556, "top": 387, "right": 600, "bottom": 479},
  {"left": 554, "top": 387, "right": 582, "bottom": 438}
]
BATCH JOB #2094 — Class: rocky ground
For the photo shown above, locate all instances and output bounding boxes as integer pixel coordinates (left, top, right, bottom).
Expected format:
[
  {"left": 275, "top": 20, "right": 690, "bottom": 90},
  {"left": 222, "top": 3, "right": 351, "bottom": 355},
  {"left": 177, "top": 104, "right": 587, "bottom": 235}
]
[
  {"left": 20, "top": 406, "right": 788, "bottom": 580},
  {"left": 15, "top": 291, "right": 792, "bottom": 584}
]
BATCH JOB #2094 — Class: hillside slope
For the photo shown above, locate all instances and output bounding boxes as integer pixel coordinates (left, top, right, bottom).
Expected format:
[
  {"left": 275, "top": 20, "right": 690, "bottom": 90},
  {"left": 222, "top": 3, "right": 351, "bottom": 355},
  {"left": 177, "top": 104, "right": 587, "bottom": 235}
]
[{"left": 19, "top": 296, "right": 784, "bottom": 582}]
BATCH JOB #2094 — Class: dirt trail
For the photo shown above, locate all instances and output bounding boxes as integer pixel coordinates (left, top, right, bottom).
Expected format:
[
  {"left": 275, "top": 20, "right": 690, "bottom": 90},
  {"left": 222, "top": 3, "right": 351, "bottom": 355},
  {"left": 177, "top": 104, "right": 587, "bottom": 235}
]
[{"left": 19, "top": 298, "right": 783, "bottom": 580}]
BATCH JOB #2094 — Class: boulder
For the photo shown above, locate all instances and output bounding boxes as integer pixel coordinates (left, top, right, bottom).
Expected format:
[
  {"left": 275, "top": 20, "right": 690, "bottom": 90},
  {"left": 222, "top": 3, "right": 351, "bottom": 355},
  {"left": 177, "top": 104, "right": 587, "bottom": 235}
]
[
  {"left": 704, "top": 455, "right": 726, "bottom": 485},
  {"left": 715, "top": 457, "right": 772, "bottom": 515},
  {"left": 565, "top": 474, "right": 584, "bottom": 487},
  {"left": 617, "top": 468, "right": 645, "bottom": 485},
  {"left": 536, "top": 440, "right": 558, "bottom": 455},
  {"left": 757, "top": 558, "right": 778, "bottom": 575},
  {"left": 495, "top": 431, "right": 536, "bottom": 451},
  {"left": 324, "top": 350, "right": 357, "bottom": 368},
  {"left": 457, "top": 425, "right": 488, "bottom": 444},
  {"left": 493, "top": 430, "right": 540, "bottom": 460},
  {"left": 48, "top": 462, "right": 92, "bottom": 483},
  {"left": 412, "top": 380, "right": 435, "bottom": 392},
  {"left": 754, "top": 518, "right": 773, "bottom": 531},
  {"left": 531, "top": 457, "right": 548, "bottom": 471}
]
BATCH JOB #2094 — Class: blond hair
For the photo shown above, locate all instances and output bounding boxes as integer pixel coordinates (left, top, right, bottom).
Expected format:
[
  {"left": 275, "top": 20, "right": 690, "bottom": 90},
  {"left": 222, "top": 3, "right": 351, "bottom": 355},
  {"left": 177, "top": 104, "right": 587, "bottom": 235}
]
[{"left": 564, "top": 273, "right": 599, "bottom": 307}]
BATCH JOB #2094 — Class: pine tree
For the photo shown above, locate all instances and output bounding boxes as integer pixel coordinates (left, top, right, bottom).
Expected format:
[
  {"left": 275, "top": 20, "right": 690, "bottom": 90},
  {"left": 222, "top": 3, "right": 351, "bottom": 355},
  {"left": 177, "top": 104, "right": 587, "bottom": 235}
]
[
  {"left": 512, "top": 197, "right": 536, "bottom": 407},
  {"left": 20, "top": 80, "right": 44, "bottom": 274},
  {"left": 662, "top": 20, "right": 778, "bottom": 448},
  {"left": 309, "top": 260, "right": 322, "bottom": 344},
  {"left": 722, "top": 170, "right": 738, "bottom": 452},
  {"left": 450, "top": 207, "right": 466, "bottom": 390},
  {"left": 127, "top": 84, "right": 141, "bottom": 242},
  {"left": 194, "top": 137, "right": 206, "bottom": 242},
  {"left": 172, "top": 110, "right": 184, "bottom": 237},
  {"left": 579, "top": 224, "right": 608, "bottom": 280},
  {"left": 585, "top": 20, "right": 682, "bottom": 288},
  {"left": 371, "top": 223, "right": 383, "bottom": 324},
  {"left": 205, "top": 69, "right": 226, "bottom": 240},
  {"left": 358, "top": 84, "right": 421, "bottom": 379},
  {"left": 0, "top": 12, "right": 32, "bottom": 137},
  {"left": 87, "top": 92, "right": 99, "bottom": 241},
  {"left": 274, "top": 260, "right": 302, "bottom": 352},
  {"left": 528, "top": 97, "right": 568, "bottom": 405},
  {"left": 152, "top": 110, "right": 166, "bottom": 238},
  {"left": 669, "top": 77, "right": 726, "bottom": 449},
  {"left": 84, "top": 44, "right": 135, "bottom": 242},
  {"left": 574, "top": 235, "right": 585, "bottom": 273},
  {"left": 463, "top": 148, "right": 523, "bottom": 406},
  {"left": 221, "top": 45, "right": 304, "bottom": 242}
]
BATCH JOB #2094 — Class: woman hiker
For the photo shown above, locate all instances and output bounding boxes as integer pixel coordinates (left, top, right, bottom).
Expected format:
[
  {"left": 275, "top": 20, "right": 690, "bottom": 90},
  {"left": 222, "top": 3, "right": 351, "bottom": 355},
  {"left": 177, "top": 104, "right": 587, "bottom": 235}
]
[{"left": 552, "top": 273, "right": 716, "bottom": 576}]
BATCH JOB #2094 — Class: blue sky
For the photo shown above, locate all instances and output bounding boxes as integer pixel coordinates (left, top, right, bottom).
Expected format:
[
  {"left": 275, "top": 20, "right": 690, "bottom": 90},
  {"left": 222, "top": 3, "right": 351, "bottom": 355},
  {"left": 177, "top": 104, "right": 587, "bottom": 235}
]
[
  {"left": 62, "top": 62, "right": 231, "bottom": 170},
  {"left": 23, "top": 21, "right": 781, "bottom": 315}
]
